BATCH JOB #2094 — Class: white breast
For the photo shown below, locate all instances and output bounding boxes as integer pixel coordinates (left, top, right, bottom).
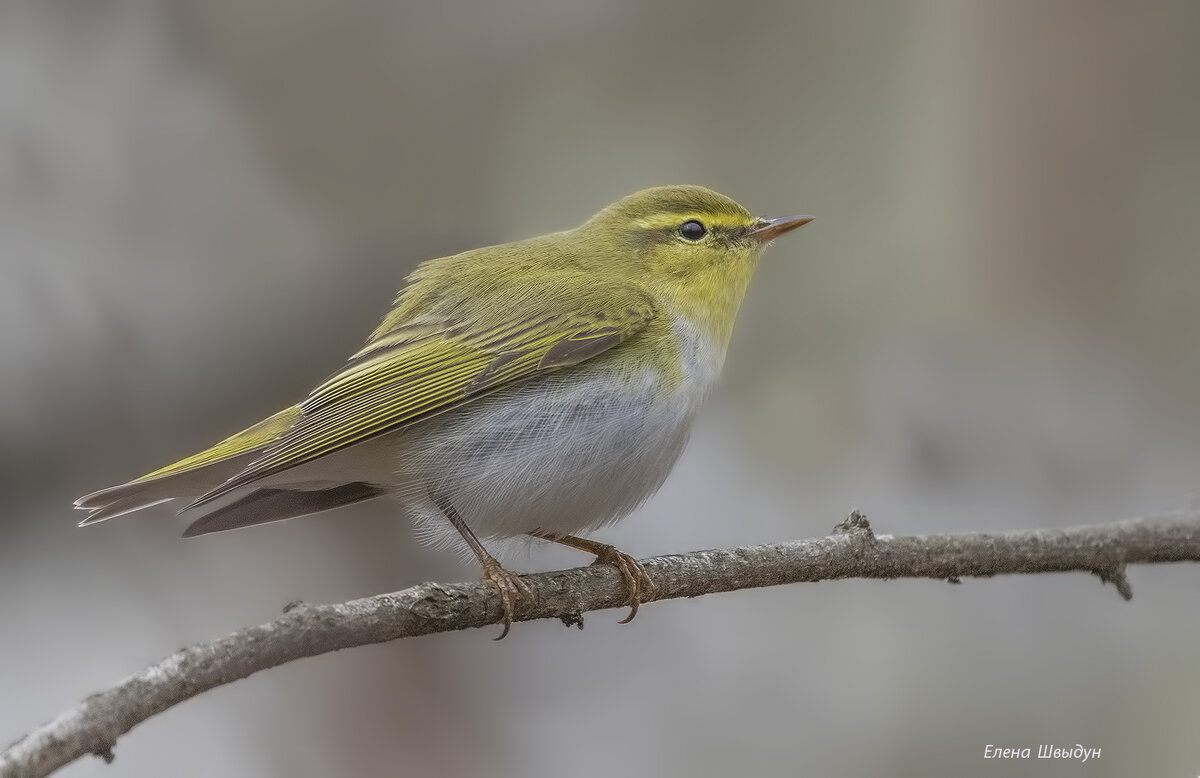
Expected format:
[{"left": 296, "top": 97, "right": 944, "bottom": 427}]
[{"left": 389, "top": 313, "right": 726, "bottom": 547}]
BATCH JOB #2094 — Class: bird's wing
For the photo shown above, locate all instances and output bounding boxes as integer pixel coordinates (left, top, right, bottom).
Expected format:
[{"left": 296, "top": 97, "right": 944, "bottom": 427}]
[
  {"left": 135, "top": 406, "right": 302, "bottom": 484},
  {"left": 183, "top": 276, "right": 656, "bottom": 509}
]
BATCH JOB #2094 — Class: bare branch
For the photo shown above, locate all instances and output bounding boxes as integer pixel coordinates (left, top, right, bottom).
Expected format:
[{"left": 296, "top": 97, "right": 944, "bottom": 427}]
[{"left": 4, "top": 512, "right": 1199, "bottom": 777}]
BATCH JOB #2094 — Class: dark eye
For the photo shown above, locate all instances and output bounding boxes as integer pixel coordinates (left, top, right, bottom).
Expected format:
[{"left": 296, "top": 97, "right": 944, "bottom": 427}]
[{"left": 678, "top": 220, "right": 706, "bottom": 241}]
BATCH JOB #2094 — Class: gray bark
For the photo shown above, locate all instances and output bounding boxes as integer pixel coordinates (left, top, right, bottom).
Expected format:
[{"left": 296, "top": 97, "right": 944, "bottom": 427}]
[{"left": 4, "top": 511, "right": 1199, "bottom": 778}]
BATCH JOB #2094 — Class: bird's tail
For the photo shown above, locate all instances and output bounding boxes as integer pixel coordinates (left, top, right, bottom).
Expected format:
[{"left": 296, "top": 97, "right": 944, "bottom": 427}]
[{"left": 74, "top": 405, "right": 302, "bottom": 526}]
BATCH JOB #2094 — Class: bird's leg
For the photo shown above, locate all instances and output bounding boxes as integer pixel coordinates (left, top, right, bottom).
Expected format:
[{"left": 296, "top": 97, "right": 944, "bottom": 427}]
[
  {"left": 434, "top": 494, "right": 531, "bottom": 640},
  {"left": 528, "top": 530, "right": 656, "bottom": 623}
]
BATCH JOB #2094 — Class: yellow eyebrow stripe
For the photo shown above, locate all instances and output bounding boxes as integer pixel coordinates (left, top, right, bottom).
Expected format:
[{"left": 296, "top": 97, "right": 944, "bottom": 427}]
[{"left": 631, "top": 213, "right": 749, "bottom": 232}]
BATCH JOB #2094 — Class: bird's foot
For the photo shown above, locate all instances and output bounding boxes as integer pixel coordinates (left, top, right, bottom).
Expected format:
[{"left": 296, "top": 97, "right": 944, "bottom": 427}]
[
  {"left": 589, "top": 545, "right": 657, "bottom": 623},
  {"left": 482, "top": 558, "right": 533, "bottom": 640}
]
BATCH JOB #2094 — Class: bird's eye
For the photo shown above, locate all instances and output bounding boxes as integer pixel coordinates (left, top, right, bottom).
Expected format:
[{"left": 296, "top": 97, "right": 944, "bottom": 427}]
[{"left": 678, "top": 220, "right": 707, "bottom": 241}]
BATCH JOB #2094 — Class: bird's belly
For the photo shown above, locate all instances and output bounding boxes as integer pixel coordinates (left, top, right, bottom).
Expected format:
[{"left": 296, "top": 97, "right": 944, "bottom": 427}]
[{"left": 388, "top": 368, "right": 699, "bottom": 541}]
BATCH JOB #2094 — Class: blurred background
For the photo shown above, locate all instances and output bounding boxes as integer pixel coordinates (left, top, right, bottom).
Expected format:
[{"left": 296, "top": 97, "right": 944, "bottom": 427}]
[{"left": 3, "top": 1, "right": 1199, "bottom": 775}]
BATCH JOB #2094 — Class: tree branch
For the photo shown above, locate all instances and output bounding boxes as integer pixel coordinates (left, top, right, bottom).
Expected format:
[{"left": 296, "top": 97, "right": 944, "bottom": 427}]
[{"left": 5, "top": 511, "right": 1200, "bottom": 777}]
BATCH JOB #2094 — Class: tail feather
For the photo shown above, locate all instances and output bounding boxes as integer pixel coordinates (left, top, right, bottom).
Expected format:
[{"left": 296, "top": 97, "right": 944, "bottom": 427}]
[
  {"left": 75, "top": 454, "right": 254, "bottom": 525},
  {"left": 74, "top": 406, "right": 393, "bottom": 533},
  {"left": 77, "top": 496, "right": 175, "bottom": 526},
  {"left": 75, "top": 405, "right": 302, "bottom": 525},
  {"left": 181, "top": 482, "right": 387, "bottom": 537}
]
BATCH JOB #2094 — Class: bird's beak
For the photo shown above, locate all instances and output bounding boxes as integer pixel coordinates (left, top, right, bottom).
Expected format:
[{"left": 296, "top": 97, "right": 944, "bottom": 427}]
[{"left": 748, "top": 214, "right": 814, "bottom": 243}]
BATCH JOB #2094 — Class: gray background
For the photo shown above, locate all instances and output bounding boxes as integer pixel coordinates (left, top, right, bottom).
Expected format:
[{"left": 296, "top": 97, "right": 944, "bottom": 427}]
[{"left": 3, "top": 1, "right": 1199, "bottom": 776}]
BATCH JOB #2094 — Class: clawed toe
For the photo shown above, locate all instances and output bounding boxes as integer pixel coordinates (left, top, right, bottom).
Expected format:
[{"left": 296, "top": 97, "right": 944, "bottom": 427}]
[
  {"left": 482, "top": 559, "right": 533, "bottom": 640},
  {"left": 525, "top": 531, "right": 656, "bottom": 627},
  {"left": 592, "top": 547, "right": 656, "bottom": 623}
]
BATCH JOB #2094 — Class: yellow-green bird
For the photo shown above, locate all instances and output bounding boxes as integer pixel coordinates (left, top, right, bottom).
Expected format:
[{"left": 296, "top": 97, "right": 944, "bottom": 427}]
[{"left": 75, "top": 185, "right": 812, "bottom": 637}]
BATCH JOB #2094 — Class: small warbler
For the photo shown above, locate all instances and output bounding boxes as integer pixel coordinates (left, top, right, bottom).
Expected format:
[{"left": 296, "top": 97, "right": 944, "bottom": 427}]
[{"left": 76, "top": 185, "right": 812, "bottom": 636}]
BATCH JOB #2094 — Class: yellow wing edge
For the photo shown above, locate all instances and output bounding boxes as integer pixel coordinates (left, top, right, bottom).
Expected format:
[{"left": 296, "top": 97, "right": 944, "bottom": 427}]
[
  {"left": 132, "top": 405, "right": 300, "bottom": 484},
  {"left": 183, "top": 302, "right": 656, "bottom": 510}
]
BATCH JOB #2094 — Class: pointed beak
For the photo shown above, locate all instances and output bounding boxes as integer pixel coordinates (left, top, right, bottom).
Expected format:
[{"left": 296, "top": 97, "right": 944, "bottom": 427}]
[{"left": 748, "top": 214, "right": 814, "bottom": 244}]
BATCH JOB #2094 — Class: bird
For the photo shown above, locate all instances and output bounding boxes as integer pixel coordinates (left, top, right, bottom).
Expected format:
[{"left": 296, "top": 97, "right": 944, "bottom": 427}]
[{"left": 75, "top": 185, "right": 812, "bottom": 637}]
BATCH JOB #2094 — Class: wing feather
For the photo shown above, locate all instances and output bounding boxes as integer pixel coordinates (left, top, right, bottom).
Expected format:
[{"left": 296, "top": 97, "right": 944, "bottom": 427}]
[{"left": 183, "top": 279, "right": 655, "bottom": 509}]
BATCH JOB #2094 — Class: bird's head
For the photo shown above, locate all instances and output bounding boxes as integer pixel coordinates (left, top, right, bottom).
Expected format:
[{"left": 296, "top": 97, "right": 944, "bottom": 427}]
[{"left": 581, "top": 185, "right": 812, "bottom": 342}]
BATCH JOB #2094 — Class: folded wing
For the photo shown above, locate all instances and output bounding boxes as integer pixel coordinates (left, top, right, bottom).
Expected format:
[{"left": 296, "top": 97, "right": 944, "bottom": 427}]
[{"left": 184, "top": 275, "right": 657, "bottom": 511}]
